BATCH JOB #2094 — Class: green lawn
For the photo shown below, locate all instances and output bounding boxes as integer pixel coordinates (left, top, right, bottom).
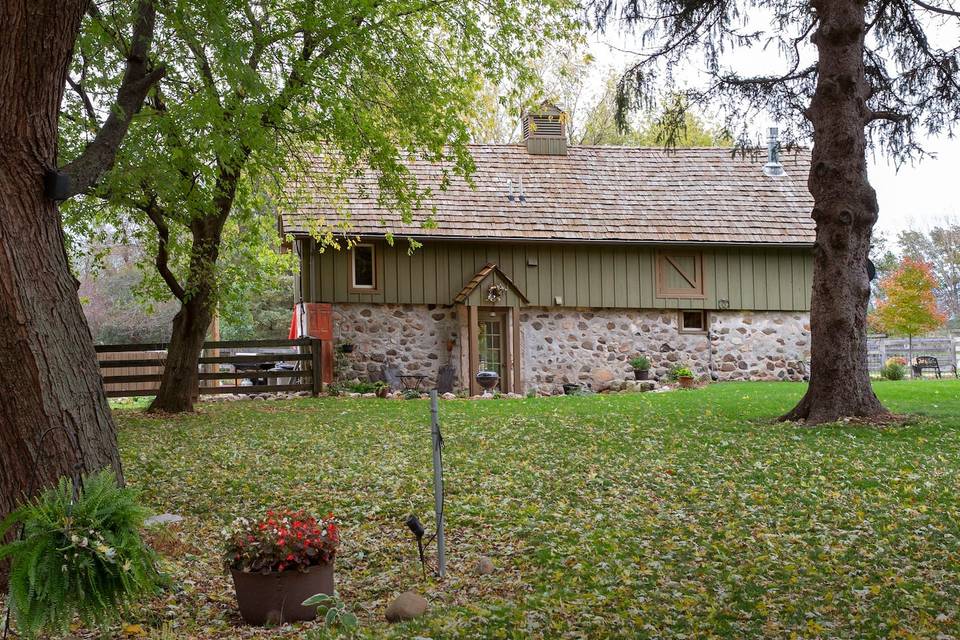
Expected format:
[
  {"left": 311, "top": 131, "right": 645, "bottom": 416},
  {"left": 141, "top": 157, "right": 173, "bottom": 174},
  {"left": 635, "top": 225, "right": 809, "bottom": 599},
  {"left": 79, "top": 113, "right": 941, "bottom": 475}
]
[{"left": 113, "top": 380, "right": 960, "bottom": 639}]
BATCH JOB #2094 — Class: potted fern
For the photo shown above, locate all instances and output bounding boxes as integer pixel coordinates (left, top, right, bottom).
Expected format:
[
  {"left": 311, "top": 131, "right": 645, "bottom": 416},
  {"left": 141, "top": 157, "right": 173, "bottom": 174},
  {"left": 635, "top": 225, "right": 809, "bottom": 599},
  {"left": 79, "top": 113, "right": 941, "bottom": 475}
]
[
  {"left": 0, "top": 471, "right": 162, "bottom": 639},
  {"left": 629, "top": 355, "right": 651, "bottom": 380},
  {"left": 224, "top": 509, "right": 340, "bottom": 626}
]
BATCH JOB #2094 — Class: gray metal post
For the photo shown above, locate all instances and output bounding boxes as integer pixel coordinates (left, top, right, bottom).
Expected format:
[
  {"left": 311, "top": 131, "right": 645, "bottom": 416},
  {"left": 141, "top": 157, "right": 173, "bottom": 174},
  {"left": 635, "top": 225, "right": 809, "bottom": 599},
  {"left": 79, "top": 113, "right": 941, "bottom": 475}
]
[{"left": 430, "top": 390, "right": 446, "bottom": 578}]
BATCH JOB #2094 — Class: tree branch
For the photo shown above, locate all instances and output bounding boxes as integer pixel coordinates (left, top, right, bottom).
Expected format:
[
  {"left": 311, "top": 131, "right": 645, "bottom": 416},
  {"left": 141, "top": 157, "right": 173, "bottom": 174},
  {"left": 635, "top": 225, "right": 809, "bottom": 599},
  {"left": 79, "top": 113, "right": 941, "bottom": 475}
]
[
  {"left": 909, "top": 0, "right": 960, "bottom": 17},
  {"left": 66, "top": 76, "right": 98, "bottom": 126},
  {"left": 60, "top": 0, "right": 165, "bottom": 197},
  {"left": 142, "top": 198, "right": 186, "bottom": 301},
  {"left": 866, "top": 109, "right": 909, "bottom": 123}
]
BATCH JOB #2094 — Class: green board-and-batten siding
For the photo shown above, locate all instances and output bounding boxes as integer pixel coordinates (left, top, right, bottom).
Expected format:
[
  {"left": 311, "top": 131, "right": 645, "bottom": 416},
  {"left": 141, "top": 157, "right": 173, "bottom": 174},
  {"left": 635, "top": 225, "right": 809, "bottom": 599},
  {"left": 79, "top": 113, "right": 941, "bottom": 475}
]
[{"left": 298, "top": 239, "right": 813, "bottom": 311}]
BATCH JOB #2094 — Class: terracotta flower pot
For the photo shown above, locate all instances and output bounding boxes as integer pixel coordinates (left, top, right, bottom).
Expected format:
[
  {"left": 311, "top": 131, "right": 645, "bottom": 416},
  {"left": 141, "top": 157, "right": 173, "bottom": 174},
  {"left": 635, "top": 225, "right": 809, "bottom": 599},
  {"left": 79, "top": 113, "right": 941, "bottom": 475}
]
[
  {"left": 678, "top": 376, "right": 695, "bottom": 389},
  {"left": 634, "top": 369, "right": 649, "bottom": 381},
  {"left": 231, "top": 561, "right": 334, "bottom": 626}
]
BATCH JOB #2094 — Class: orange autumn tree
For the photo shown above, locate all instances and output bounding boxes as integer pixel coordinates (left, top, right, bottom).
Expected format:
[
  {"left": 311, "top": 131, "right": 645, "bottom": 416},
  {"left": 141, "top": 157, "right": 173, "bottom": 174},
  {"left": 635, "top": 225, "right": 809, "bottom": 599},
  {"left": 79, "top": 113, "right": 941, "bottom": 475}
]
[{"left": 870, "top": 258, "right": 947, "bottom": 375}]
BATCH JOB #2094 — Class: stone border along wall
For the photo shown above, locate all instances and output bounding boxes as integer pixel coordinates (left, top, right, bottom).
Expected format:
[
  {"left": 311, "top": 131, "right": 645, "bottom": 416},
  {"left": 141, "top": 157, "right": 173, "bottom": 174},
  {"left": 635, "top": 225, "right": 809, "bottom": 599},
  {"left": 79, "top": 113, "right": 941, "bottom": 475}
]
[
  {"left": 521, "top": 308, "right": 811, "bottom": 394},
  {"left": 333, "top": 304, "right": 461, "bottom": 386},
  {"left": 332, "top": 303, "right": 810, "bottom": 393}
]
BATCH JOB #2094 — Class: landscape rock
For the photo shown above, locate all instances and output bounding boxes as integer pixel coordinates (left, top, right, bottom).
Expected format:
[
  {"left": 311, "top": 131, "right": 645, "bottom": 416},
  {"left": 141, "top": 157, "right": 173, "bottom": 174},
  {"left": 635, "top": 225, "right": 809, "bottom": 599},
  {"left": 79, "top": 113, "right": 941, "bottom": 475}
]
[
  {"left": 144, "top": 513, "right": 183, "bottom": 527},
  {"left": 441, "top": 392, "right": 457, "bottom": 400},
  {"left": 474, "top": 555, "right": 495, "bottom": 575},
  {"left": 385, "top": 591, "right": 428, "bottom": 623}
]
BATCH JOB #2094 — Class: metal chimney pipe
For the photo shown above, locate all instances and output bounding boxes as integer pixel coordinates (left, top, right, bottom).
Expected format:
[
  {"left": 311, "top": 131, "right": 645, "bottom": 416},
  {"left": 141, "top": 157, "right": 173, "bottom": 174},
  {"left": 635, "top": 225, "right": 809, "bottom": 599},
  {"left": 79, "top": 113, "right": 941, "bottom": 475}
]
[{"left": 763, "top": 127, "right": 785, "bottom": 177}]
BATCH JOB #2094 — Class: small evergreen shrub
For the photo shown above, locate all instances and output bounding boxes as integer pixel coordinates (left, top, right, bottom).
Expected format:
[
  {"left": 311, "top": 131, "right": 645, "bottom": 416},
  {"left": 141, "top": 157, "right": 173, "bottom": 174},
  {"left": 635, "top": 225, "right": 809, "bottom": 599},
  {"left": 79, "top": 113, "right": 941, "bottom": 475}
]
[
  {"left": 0, "top": 471, "right": 162, "bottom": 638},
  {"left": 880, "top": 357, "right": 908, "bottom": 380},
  {"left": 629, "top": 355, "right": 650, "bottom": 370}
]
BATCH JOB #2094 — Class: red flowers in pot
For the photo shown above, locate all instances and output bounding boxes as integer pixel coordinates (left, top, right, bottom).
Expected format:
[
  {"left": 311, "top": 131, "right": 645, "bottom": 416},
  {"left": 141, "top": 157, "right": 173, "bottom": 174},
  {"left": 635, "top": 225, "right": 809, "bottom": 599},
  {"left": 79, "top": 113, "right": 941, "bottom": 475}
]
[{"left": 224, "top": 509, "right": 340, "bottom": 626}]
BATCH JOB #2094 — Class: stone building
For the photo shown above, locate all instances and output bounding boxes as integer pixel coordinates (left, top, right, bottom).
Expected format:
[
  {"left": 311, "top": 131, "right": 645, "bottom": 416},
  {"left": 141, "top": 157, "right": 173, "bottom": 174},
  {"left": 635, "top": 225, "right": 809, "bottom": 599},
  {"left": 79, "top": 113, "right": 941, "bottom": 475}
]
[{"left": 281, "top": 106, "right": 814, "bottom": 395}]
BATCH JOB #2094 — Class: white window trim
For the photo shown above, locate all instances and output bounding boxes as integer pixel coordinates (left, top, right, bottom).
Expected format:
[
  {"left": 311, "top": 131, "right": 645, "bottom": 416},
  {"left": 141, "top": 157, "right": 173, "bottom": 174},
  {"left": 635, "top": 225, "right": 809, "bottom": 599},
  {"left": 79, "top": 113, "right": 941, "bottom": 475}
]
[{"left": 351, "top": 243, "right": 377, "bottom": 291}]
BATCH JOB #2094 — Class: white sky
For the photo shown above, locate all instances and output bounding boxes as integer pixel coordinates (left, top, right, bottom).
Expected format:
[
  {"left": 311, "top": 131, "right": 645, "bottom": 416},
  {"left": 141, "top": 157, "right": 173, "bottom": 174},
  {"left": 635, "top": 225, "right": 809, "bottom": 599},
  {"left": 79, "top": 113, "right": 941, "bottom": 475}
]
[{"left": 584, "top": 20, "right": 960, "bottom": 244}]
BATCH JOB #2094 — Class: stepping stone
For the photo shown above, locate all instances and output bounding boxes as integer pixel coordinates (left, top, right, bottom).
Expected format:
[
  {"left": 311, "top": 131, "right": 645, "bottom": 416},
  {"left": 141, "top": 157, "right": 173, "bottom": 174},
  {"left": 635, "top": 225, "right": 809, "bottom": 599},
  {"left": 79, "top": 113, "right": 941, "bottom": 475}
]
[{"left": 144, "top": 513, "right": 183, "bottom": 527}]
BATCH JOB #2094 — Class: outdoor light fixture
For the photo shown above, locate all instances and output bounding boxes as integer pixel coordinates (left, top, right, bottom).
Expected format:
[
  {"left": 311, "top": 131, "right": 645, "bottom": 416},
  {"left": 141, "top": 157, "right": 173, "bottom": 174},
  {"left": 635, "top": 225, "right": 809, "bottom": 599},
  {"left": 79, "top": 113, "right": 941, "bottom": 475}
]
[
  {"left": 44, "top": 169, "right": 71, "bottom": 201},
  {"left": 405, "top": 514, "right": 428, "bottom": 578},
  {"left": 405, "top": 514, "right": 425, "bottom": 538}
]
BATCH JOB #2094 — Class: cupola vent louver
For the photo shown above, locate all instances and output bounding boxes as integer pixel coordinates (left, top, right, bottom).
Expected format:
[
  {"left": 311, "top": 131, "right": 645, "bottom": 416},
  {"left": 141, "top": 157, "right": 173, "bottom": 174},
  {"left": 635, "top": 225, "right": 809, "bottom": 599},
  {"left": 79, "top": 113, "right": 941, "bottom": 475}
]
[{"left": 523, "top": 102, "right": 567, "bottom": 156}]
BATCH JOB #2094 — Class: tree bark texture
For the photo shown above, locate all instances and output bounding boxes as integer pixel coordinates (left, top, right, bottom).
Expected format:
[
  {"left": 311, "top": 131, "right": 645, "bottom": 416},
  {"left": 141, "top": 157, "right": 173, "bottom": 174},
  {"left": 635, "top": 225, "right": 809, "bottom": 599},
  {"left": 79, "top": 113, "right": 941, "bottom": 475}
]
[
  {"left": 0, "top": 0, "right": 122, "bottom": 584},
  {"left": 147, "top": 225, "right": 222, "bottom": 413},
  {"left": 782, "top": 0, "right": 889, "bottom": 423}
]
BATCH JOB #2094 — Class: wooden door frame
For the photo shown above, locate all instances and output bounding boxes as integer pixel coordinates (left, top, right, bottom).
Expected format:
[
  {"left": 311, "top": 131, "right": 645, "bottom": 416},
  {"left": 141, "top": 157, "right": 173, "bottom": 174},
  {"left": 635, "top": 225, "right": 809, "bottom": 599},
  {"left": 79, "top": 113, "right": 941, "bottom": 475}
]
[
  {"left": 460, "top": 304, "right": 522, "bottom": 395},
  {"left": 477, "top": 307, "right": 510, "bottom": 392}
]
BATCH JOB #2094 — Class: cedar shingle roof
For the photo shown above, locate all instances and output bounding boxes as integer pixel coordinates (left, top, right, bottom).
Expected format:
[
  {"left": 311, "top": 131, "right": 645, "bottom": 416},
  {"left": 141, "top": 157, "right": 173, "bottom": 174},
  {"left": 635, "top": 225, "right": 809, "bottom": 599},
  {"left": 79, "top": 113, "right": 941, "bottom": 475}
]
[{"left": 282, "top": 145, "right": 815, "bottom": 245}]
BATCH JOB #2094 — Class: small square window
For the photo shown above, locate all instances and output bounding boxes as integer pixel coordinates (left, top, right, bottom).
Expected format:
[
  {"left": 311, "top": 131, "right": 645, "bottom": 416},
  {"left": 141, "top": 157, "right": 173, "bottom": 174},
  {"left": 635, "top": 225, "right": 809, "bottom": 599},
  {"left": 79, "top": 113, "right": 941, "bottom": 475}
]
[
  {"left": 351, "top": 244, "right": 376, "bottom": 290},
  {"left": 680, "top": 310, "right": 706, "bottom": 332}
]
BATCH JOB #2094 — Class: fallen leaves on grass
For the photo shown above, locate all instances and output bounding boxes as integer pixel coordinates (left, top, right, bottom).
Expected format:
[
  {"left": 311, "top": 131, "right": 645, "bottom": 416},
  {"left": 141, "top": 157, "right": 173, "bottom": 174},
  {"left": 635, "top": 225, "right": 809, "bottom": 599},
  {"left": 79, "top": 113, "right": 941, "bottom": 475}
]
[{"left": 92, "top": 380, "right": 960, "bottom": 639}]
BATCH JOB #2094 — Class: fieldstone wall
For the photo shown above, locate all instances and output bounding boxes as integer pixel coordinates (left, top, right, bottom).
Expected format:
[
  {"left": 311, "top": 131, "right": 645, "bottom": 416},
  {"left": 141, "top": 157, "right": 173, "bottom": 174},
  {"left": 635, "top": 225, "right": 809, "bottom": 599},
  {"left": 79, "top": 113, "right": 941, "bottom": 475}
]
[
  {"left": 332, "top": 304, "right": 461, "bottom": 386},
  {"left": 710, "top": 312, "right": 810, "bottom": 381},
  {"left": 332, "top": 303, "right": 811, "bottom": 394},
  {"left": 521, "top": 307, "right": 810, "bottom": 394}
]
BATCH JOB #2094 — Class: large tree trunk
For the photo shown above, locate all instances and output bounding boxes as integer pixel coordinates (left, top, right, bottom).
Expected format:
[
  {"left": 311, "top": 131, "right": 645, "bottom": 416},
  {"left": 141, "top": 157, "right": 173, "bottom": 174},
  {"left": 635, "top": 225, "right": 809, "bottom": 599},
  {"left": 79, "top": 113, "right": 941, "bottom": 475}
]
[
  {"left": 782, "top": 0, "right": 889, "bottom": 423},
  {"left": 148, "top": 297, "right": 214, "bottom": 413},
  {"left": 148, "top": 227, "right": 221, "bottom": 413},
  {"left": 0, "top": 0, "right": 122, "bottom": 585}
]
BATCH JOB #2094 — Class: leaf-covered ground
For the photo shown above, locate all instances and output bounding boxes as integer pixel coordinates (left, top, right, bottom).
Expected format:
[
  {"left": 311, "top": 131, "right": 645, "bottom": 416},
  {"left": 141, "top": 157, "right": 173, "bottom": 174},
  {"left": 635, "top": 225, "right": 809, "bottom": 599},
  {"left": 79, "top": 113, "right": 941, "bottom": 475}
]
[{"left": 90, "top": 381, "right": 960, "bottom": 637}]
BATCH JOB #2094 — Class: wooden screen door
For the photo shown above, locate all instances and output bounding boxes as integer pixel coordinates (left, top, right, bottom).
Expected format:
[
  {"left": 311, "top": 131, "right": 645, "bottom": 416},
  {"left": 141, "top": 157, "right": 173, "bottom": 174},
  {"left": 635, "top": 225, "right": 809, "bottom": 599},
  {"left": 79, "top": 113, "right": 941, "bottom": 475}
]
[{"left": 478, "top": 310, "right": 507, "bottom": 389}]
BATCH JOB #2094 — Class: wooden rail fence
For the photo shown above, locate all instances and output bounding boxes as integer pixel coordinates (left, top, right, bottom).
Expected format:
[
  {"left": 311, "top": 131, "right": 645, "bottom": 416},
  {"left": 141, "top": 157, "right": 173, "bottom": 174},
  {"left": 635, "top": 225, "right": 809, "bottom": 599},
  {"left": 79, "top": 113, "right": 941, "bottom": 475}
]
[
  {"left": 867, "top": 333, "right": 960, "bottom": 375},
  {"left": 96, "top": 338, "right": 324, "bottom": 398}
]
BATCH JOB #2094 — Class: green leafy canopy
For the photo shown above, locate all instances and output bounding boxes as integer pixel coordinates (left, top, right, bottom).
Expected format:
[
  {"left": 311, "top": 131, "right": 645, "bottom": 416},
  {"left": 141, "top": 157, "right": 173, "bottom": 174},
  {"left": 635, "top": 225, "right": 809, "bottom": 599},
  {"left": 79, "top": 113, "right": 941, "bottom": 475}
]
[{"left": 61, "top": 0, "right": 580, "bottom": 312}]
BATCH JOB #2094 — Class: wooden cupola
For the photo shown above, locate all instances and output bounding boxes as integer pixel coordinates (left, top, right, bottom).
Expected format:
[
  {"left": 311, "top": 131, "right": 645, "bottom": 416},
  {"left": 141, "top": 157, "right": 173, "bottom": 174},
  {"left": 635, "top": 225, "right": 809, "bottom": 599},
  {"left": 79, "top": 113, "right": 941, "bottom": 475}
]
[{"left": 522, "top": 102, "right": 567, "bottom": 156}]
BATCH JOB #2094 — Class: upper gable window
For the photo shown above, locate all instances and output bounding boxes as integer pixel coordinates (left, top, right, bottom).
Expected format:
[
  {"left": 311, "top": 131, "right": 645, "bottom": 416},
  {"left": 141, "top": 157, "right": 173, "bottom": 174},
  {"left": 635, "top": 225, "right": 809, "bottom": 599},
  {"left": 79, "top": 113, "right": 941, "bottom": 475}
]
[
  {"left": 351, "top": 244, "right": 376, "bottom": 290},
  {"left": 656, "top": 250, "right": 705, "bottom": 299}
]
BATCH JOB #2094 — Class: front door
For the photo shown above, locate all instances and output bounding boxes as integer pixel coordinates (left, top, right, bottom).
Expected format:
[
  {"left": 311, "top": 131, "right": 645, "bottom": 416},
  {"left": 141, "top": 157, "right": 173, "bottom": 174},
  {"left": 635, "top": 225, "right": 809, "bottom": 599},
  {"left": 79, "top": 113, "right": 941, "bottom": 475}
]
[{"left": 478, "top": 310, "right": 507, "bottom": 388}]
